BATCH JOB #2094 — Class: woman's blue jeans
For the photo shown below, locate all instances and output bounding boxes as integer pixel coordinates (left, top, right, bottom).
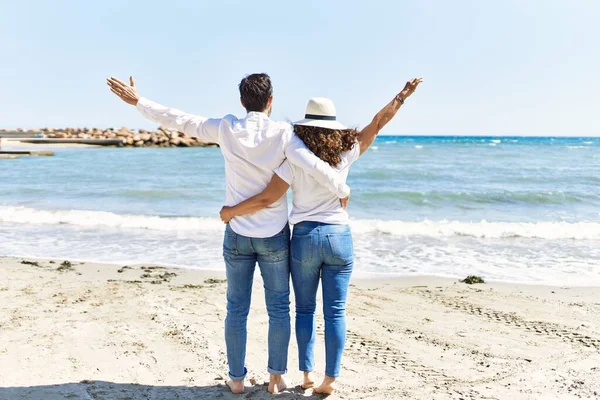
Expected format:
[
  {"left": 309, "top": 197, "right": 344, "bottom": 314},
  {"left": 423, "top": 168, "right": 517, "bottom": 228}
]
[{"left": 290, "top": 221, "right": 354, "bottom": 378}]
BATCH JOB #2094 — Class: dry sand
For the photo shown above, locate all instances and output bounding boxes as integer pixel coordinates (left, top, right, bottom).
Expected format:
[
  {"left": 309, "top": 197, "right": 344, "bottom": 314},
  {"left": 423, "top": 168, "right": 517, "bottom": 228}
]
[{"left": 0, "top": 256, "right": 599, "bottom": 400}]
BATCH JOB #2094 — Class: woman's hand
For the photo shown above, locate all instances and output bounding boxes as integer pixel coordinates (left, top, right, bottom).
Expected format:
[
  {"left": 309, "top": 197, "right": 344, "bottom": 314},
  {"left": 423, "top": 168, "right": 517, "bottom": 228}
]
[
  {"left": 339, "top": 195, "right": 350, "bottom": 209},
  {"left": 220, "top": 206, "right": 235, "bottom": 223},
  {"left": 399, "top": 77, "right": 423, "bottom": 100}
]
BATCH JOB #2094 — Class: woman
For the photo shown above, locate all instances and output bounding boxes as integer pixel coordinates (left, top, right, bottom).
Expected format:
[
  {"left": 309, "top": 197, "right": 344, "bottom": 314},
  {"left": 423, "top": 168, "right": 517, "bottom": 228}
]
[{"left": 220, "top": 78, "right": 423, "bottom": 395}]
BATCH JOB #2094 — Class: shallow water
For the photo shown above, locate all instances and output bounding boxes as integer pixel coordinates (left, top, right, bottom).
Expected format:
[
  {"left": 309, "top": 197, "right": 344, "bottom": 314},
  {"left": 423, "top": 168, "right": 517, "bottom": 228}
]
[{"left": 1, "top": 136, "right": 599, "bottom": 285}]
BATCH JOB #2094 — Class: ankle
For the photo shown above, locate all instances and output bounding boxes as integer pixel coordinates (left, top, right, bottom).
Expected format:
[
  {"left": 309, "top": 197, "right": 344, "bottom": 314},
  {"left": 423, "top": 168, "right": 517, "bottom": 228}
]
[{"left": 270, "top": 373, "right": 282, "bottom": 381}]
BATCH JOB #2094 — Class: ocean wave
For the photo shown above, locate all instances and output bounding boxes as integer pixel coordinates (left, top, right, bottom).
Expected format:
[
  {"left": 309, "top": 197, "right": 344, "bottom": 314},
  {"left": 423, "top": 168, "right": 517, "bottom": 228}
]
[
  {"left": 1, "top": 206, "right": 599, "bottom": 240},
  {"left": 350, "top": 219, "right": 600, "bottom": 240},
  {"left": 0, "top": 206, "right": 224, "bottom": 232},
  {"left": 359, "top": 190, "right": 591, "bottom": 205}
]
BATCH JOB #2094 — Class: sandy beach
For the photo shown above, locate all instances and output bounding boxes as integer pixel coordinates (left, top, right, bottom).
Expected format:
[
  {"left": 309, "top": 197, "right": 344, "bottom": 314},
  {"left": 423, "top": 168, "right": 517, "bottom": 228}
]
[{"left": 0, "top": 256, "right": 598, "bottom": 399}]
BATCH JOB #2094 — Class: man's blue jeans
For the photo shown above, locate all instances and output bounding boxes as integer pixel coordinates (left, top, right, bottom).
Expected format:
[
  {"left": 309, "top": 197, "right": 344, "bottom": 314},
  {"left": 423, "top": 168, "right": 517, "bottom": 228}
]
[
  {"left": 223, "top": 223, "right": 291, "bottom": 381},
  {"left": 290, "top": 221, "right": 354, "bottom": 378}
]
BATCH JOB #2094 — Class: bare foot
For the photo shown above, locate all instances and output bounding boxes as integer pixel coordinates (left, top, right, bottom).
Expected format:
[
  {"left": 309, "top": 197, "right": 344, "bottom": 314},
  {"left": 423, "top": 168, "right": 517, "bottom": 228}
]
[
  {"left": 267, "top": 374, "right": 287, "bottom": 394},
  {"left": 226, "top": 379, "right": 244, "bottom": 394},
  {"left": 314, "top": 376, "right": 336, "bottom": 395},
  {"left": 301, "top": 371, "right": 315, "bottom": 389}
]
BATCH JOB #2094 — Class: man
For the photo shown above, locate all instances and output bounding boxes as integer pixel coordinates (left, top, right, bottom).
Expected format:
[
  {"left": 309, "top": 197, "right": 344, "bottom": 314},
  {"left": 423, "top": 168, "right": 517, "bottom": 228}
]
[{"left": 107, "top": 73, "right": 348, "bottom": 394}]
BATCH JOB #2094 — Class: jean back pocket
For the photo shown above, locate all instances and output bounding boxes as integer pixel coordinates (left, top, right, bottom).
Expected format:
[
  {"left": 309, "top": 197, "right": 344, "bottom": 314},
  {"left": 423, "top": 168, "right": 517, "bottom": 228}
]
[{"left": 326, "top": 233, "right": 354, "bottom": 265}]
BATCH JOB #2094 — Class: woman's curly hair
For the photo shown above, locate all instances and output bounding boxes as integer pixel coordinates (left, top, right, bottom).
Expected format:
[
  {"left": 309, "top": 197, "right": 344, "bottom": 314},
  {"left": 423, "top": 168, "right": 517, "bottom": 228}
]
[{"left": 294, "top": 125, "right": 359, "bottom": 166}]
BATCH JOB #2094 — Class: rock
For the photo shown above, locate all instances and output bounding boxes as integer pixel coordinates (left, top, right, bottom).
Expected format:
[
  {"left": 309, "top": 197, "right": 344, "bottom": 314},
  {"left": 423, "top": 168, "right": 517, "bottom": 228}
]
[
  {"left": 55, "top": 132, "right": 67, "bottom": 138},
  {"left": 126, "top": 137, "right": 134, "bottom": 145},
  {"left": 118, "top": 127, "right": 131, "bottom": 135},
  {"left": 170, "top": 138, "right": 181, "bottom": 146},
  {"left": 132, "top": 134, "right": 141, "bottom": 142},
  {"left": 134, "top": 140, "right": 144, "bottom": 147},
  {"left": 141, "top": 133, "right": 151, "bottom": 142}
]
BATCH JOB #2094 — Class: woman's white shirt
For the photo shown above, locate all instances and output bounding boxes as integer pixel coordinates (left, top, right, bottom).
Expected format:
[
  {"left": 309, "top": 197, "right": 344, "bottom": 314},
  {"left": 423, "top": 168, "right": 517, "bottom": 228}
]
[{"left": 275, "top": 144, "right": 361, "bottom": 225}]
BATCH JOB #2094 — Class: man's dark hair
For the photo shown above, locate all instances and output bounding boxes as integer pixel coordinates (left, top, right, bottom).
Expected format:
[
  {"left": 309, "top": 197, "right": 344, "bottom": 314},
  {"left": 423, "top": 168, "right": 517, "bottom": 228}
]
[{"left": 238, "top": 73, "right": 273, "bottom": 112}]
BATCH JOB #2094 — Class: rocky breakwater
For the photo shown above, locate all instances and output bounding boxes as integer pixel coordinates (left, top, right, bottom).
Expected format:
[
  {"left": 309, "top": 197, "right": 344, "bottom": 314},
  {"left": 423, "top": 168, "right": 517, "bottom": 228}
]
[{"left": 39, "top": 127, "right": 218, "bottom": 148}]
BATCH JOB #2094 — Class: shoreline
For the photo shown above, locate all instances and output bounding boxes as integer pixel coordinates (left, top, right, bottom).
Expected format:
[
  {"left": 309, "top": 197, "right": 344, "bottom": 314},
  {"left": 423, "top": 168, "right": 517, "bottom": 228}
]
[
  {"left": 3, "top": 252, "right": 600, "bottom": 289},
  {"left": 1, "top": 255, "right": 599, "bottom": 399}
]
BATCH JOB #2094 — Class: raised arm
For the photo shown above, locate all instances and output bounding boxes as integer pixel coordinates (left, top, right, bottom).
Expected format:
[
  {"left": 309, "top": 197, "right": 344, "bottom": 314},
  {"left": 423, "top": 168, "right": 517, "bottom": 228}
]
[
  {"left": 359, "top": 77, "right": 423, "bottom": 155},
  {"left": 220, "top": 175, "right": 290, "bottom": 223},
  {"left": 107, "top": 76, "right": 219, "bottom": 143},
  {"left": 285, "top": 135, "right": 350, "bottom": 198}
]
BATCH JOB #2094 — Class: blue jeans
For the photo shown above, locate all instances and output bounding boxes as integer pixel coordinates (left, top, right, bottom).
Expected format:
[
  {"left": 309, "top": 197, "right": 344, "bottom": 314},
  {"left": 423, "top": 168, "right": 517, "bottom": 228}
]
[
  {"left": 223, "top": 223, "right": 291, "bottom": 381},
  {"left": 291, "top": 221, "right": 354, "bottom": 378}
]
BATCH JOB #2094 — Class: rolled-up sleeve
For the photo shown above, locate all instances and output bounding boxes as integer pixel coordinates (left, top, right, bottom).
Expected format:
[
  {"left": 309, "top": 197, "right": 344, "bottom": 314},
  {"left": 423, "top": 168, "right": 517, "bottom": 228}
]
[
  {"left": 136, "top": 97, "right": 220, "bottom": 143},
  {"left": 284, "top": 135, "right": 350, "bottom": 198}
]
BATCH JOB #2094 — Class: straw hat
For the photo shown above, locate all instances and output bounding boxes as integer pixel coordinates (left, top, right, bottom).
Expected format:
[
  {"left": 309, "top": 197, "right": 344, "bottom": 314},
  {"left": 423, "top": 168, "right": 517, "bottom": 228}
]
[{"left": 294, "top": 97, "right": 347, "bottom": 130}]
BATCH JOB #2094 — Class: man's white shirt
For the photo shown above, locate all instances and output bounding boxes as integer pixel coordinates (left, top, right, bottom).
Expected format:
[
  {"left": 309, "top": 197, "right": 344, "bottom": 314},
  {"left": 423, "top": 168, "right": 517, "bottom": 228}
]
[{"left": 136, "top": 97, "right": 349, "bottom": 238}]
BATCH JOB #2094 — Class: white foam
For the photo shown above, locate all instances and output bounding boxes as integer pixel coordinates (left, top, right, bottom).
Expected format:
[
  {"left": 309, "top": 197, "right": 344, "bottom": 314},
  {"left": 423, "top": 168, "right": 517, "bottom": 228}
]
[
  {"left": 491, "top": 139, "right": 501, "bottom": 144},
  {"left": 2, "top": 206, "right": 599, "bottom": 240},
  {"left": 415, "top": 145, "right": 423, "bottom": 149},
  {"left": 349, "top": 218, "right": 600, "bottom": 240},
  {"left": 0, "top": 206, "right": 224, "bottom": 232}
]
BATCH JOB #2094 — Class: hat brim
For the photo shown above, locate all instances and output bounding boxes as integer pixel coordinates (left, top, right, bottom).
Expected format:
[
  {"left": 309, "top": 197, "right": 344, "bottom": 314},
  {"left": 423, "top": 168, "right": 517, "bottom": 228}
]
[{"left": 293, "top": 118, "right": 347, "bottom": 130}]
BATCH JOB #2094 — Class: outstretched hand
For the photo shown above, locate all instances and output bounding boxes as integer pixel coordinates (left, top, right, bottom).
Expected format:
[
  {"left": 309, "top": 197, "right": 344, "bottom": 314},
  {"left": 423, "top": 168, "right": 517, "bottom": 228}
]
[
  {"left": 399, "top": 77, "right": 423, "bottom": 100},
  {"left": 107, "top": 76, "right": 140, "bottom": 106}
]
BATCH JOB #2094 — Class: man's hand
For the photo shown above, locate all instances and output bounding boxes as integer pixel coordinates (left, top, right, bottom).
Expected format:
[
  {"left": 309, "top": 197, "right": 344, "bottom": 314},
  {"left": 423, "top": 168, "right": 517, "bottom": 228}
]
[
  {"left": 220, "top": 206, "right": 234, "bottom": 224},
  {"left": 340, "top": 195, "right": 350, "bottom": 210},
  {"left": 107, "top": 76, "right": 140, "bottom": 106},
  {"left": 399, "top": 77, "right": 423, "bottom": 100}
]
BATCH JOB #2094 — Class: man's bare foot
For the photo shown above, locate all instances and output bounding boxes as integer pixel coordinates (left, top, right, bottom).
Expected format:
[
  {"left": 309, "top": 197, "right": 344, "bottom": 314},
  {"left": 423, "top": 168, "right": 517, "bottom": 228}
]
[
  {"left": 301, "top": 371, "right": 315, "bottom": 389},
  {"left": 226, "top": 379, "right": 244, "bottom": 394},
  {"left": 267, "top": 374, "right": 287, "bottom": 394},
  {"left": 314, "top": 375, "right": 336, "bottom": 395}
]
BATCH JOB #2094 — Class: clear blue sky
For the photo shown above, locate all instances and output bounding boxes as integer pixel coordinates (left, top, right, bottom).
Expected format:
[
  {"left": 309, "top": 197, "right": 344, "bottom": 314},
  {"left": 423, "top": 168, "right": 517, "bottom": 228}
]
[{"left": 1, "top": 0, "right": 598, "bottom": 135}]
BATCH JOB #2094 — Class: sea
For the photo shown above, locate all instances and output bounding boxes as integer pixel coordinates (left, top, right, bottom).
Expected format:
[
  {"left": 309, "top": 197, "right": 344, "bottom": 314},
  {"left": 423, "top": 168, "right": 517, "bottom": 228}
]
[{"left": 1, "top": 136, "right": 599, "bottom": 286}]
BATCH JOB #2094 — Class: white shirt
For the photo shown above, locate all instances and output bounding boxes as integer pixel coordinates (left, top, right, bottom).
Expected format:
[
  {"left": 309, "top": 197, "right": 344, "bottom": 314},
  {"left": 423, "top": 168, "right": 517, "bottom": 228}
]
[
  {"left": 136, "top": 97, "right": 349, "bottom": 238},
  {"left": 275, "top": 143, "right": 361, "bottom": 225}
]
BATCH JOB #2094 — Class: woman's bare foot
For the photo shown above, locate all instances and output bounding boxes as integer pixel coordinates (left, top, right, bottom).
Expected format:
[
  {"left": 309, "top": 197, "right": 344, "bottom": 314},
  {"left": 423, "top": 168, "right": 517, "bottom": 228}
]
[
  {"left": 267, "top": 374, "right": 287, "bottom": 394},
  {"left": 314, "top": 375, "right": 336, "bottom": 395},
  {"left": 226, "top": 379, "right": 244, "bottom": 394},
  {"left": 301, "top": 371, "right": 315, "bottom": 389}
]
